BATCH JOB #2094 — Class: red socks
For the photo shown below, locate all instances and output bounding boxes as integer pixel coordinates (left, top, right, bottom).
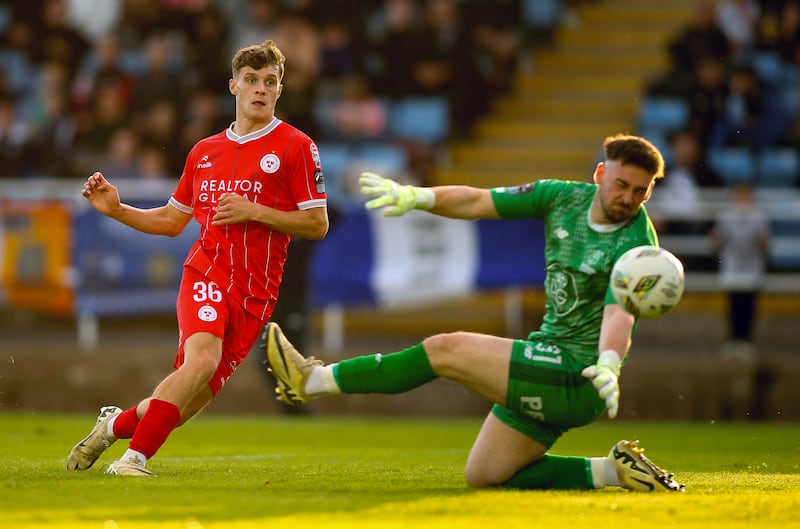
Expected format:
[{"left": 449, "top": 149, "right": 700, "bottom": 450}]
[
  {"left": 128, "top": 399, "right": 181, "bottom": 459},
  {"left": 111, "top": 406, "right": 141, "bottom": 439}
]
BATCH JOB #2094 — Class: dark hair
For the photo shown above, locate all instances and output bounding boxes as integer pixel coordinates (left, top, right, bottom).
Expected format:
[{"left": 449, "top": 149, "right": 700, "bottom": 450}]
[
  {"left": 231, "top": 39, "right": 285, "bottom": 80},
  {"left": 603, "top": 133, "right": 665, "bottom": 180}
]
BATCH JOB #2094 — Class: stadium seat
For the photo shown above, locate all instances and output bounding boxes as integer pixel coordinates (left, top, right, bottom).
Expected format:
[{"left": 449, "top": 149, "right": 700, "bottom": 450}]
[
  {"left": 353, "top": 143, "right": 408, "bottom": 177},
  {"left": 770, "top": 219, "right": 800, "bottom": 270},
  {"left": 706, "top": 147, "right": 757, "bottom": 186},
  {"left": 636, "top": 97, "right": 690, "bottom": 135},
  {"left": 522, "top": 0, "right": 562, "bottom": 28},
  {"left": 757, "top": 148, "right": 800, "bottom": 188},
  {"left": 388, "top": 97, "right": 450, "bottom": 144},
  {"left": 316, "top": 143, "right": 356, "bottom": 211},
  {"left": 747, "top": 51, "right": 790, "bottom": 86}
]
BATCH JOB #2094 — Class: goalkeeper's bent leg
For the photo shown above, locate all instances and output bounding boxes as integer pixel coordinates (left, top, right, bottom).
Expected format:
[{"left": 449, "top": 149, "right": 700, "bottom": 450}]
[
  {"left": 499, "top": 454, "right": 594, "bottom": 490},
  {"left": 332, "top": 343, "right": 437, "bottom": 394}
]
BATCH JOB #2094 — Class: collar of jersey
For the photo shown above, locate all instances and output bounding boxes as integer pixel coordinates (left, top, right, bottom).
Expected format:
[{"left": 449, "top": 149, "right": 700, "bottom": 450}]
[
  {"left": 586, "top": 208, "right": 628, "bottom": 233},
  {"left": 226, "top": 117, "right": 282, "bottom": 144}
]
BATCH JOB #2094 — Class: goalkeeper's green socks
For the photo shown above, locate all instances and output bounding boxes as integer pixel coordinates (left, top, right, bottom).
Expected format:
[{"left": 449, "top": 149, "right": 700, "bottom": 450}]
[
  {"left": 304, "top": 343, "right": 437, "bottom": 396},
  {"left": 500, "top": 455, "right": 621, "bottom": 490}
]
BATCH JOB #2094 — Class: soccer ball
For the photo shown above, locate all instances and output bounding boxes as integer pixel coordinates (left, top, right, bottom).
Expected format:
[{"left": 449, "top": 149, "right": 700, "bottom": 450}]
[{"left": 610, "top": 245, "right": 685, "bottom": 319}]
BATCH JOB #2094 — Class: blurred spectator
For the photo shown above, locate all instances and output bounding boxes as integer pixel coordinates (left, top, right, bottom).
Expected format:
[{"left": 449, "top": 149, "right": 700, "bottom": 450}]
[
  {"left": 65, "top": 0, "right": 123, "bottom": 43},
  {"left": 72, "top": 35, "right": 135, "bottom": 113},
  {"left": 324, "top": 74, "right": 388, "bottom": 142},
  {"left": 130, "top": 33, "right": 183, "bottom": 113},
  {"left": 470, "top": 16, "right": 522, "bottom": 99},
  {"left": 709, "top": 182, "right": 771, "bottom": 356},
  {"left": 709, "top": 64, "right": 788, "bottom": 149},
  {"left": 271, "top": 8, "right": 321, "bottom": 136},
  {"left": 94, "top": 127, "right": 142, "bottom": 179},
  {"left": 715, "top": 0, "right": 761, "bottom": 58},
  {"left": 117, "top": 0, "right": 165, "bottom": 43},
  {"left": 755, "top": 0, "right": 800, "bottom": 63},
  {"left": 0, "top": 18, "right": 38, "bottom": 98},
  {"left": 179, "top": 88, "right": 227, "bottom": 153},
  {"left": 648, "top": 0, "right": 730, "bottom": 97},
  {"left": 139, "top": 145, "right": 172, "bottom": 180},
  {"left": 135, "top": 99, "right": 184, "bottom": 175},
  {"left": 32, "top": 0, "right": 91, "bottom": 84},
  {"left": 409, "top": 0, "right": 488, "bottom": 135},
  {"left": 181, "top": 2, "right": 232, "bottom": 92},
  {"left": 317, "top": 17, "right": 358, "bottom": 88},
  {"left": 29, "top": 90, "right": 78, "bottom": 178},
  {"left": 649, "top": 130, "right": 722, "bottom": 258},
  {"left": 71, "top": 81, "right": 131, "bottom": 173},
  {"left": 229, "top": 0, "right": 282, "bottom": 57},
  {"left": 0, "top": 92, "right": 35, "bottom": 178},
  {"left": 365, "top": 0, "right": 421, "bottom": 97},
  {"left": 686, "top": 55, "right": 730, "bottom": 151}
]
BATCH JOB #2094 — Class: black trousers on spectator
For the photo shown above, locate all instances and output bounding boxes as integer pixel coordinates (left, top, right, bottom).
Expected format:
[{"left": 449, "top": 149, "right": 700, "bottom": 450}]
[{"left": 728, "top": 290, "right": 758, "bottom": 342}]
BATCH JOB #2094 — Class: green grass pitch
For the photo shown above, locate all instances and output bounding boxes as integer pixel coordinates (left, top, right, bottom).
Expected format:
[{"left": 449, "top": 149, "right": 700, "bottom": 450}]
[{"left": 1, "top": 412, "right": 798, "bottom": 529}]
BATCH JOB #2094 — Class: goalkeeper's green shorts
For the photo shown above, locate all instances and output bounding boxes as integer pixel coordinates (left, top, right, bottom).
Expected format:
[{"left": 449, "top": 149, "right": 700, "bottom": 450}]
[{"left": 492, "top": 339, "right": 607, "bottom": 448}]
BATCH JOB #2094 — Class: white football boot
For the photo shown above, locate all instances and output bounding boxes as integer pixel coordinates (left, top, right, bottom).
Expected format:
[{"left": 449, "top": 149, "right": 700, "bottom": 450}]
[
  {"left": 66, "top": 405, "right": 122, "bottom": 470},
  {"left": 609, "top": 439, "right": 685, "bottom": 492},
  {"left": 262, "top": 322, "right": 323, "bottom": 405}
]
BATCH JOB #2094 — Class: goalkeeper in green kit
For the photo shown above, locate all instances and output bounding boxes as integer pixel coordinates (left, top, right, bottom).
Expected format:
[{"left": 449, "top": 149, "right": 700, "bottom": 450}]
[{"left": 265, "top": 134, "right": 685, "bottom": 492}]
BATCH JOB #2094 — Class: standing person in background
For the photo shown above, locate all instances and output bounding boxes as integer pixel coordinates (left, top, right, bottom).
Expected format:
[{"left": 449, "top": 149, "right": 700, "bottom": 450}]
[
  {"left": 710, "top": 182, "right": 771, "bottom": 358},
  {"left": 66, "top": 39, "right": 328, "bottom": 476},
  {"left": 266, "top": 134, "right": 685, "bottom": 493}
]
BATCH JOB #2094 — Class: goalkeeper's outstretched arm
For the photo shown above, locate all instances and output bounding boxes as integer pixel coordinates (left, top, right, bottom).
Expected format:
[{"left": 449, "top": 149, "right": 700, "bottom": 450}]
[{"left": 359, "top": 172, "right": 500, "bottom": 220}]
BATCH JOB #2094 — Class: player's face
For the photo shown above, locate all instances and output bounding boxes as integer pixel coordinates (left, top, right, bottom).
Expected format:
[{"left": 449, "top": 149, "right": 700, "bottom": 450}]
[
  {"left": 229, "top": 65, "right": 282, "bottom": 125},
  {"left": 594, "top": 160, "right": 655, "bottom": 224}
]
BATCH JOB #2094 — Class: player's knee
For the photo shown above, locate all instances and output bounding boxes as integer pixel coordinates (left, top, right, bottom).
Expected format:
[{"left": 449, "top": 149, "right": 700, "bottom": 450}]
[
  {"left": 423, "top": 331, "right": 472, "bottom": 374},
  {"left": 464, "top": 464, "right": 503, "bottom": 489}
]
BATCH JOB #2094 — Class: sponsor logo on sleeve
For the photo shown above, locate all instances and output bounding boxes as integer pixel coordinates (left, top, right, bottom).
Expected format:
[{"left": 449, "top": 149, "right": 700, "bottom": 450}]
[{"left": 314, "top": 170, "right": 325, "bottom": 194}]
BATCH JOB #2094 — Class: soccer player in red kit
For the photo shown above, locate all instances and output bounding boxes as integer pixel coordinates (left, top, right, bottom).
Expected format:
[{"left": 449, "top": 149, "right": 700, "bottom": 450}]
[{"left": 66, "top": 39, "right": 328, "bottom": 476}]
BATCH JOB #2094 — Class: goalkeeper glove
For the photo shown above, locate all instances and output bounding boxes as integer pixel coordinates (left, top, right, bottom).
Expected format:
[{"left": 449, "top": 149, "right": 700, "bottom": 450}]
[
  {"left": 581, "top": 350, "right": 622, "bottom": 419},
  {"left": 359, "top": 172, "right": 435, "bottom": 216}
]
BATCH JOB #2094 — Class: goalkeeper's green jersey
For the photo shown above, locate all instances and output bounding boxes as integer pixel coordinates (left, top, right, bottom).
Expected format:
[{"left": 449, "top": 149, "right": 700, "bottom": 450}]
[{"left": 490, "top": 179, "right": 658, "bottom": 365}]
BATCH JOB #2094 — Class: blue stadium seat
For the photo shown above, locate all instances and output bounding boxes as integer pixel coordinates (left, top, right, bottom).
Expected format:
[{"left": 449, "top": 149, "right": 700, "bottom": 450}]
[
  {"left": 770, "top": 219, "right": 800, "bottom": 270},
  {"left": 747, "top": 51, "right": 790, "bottom": 86},
  {"left": 388, "top": 97, "right": 450, "bottom": 144},
  {"left": 706, "top": 147, "right": 757, "bottom": 186},
  {"left": 353, "top": 143, "right": 408, "bottom": 176},
  {"left": 636, "top": 97, "right": 690, "bottom": 134},
  {"left": 316, "top": 143, "right": 355, "bottom": 211},
  {"left": 757, "top": 148, "right": 800, "bottom": 188},
  {"left": 523, "top": 0, "right": 562, "bottom": 28}
]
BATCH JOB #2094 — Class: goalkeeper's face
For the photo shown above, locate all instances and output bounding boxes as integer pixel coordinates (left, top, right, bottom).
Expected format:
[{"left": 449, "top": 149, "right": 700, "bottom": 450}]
[{"left": 594, "top": 160, "right": 655, "bottom": 224}]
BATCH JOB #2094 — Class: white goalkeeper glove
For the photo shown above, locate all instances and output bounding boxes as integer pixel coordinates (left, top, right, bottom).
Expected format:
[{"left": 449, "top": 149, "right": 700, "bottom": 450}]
[
  {"left": 581, "top": 350, "right": 622, "bottom": 419},
  {"left": 359, "top": 172, "right": 435, "bottom": 216}
]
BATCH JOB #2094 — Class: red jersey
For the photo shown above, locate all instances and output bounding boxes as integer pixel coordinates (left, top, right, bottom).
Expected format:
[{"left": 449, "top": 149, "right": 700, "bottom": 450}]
[{"left": 169, "top": 118, "right": 326, "bottom": 320}]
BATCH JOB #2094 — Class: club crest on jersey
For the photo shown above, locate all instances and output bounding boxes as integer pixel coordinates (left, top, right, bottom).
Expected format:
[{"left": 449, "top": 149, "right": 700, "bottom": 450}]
[
  {"left": 260, "top": 153, "right": 280, "bottom": 173},
  {"left": 198, "top": 305, "right": 218, "bottom": 322}
]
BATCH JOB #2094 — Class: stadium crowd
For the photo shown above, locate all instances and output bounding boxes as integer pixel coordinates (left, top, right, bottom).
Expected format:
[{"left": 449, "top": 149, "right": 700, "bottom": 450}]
[
  {"left": 1, "top": 0, "right": 799, "bottom": 193},
  {"left": 0, "top": 0, "right": 527, "bottom": 186},
  {"left": 645, "top": 0, "right": 800, "bottom": 191}
]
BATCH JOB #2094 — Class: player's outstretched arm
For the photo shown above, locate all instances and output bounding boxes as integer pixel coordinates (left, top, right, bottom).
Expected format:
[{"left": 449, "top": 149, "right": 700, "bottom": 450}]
[
  {"left": 581, "top": 304, "right": 635, "bottom": 419},
  {"left": 359, "top": 172, "right": 499, "bottom": 220},
  {"left": 81, "top": 172, "right": 192, "bottom": 237}
]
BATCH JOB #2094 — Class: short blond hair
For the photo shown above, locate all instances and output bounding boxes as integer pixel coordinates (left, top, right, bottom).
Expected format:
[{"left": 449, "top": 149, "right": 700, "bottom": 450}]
[{"left": 231, "top": 39, "right": 285, "bottom": 80}]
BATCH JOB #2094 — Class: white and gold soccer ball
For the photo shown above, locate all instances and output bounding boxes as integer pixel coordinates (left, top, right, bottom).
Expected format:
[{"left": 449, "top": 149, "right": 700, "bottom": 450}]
[{"left": 610, "top": 245, "right": 685, "bottom": 319}]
